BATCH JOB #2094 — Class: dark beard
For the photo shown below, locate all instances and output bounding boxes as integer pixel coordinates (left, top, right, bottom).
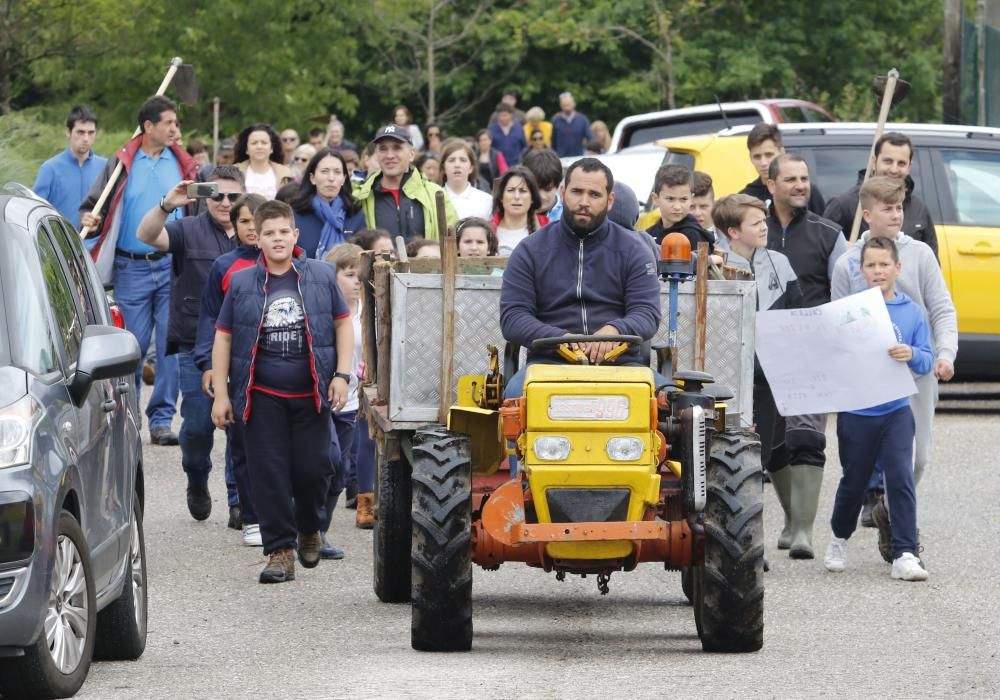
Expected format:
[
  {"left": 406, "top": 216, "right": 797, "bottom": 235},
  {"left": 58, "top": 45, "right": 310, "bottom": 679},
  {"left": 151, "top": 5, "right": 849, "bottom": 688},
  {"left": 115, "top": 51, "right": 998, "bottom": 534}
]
[{"left": 567, "top": 208, "right": 608, "bottom": 238}]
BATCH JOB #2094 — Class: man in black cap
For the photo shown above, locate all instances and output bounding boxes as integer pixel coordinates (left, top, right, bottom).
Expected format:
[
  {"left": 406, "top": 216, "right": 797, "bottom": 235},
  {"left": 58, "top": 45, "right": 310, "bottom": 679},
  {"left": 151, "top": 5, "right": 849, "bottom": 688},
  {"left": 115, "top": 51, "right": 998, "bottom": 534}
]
[{"left": 352, "top": 125, "right": 456, "bottom": 241}]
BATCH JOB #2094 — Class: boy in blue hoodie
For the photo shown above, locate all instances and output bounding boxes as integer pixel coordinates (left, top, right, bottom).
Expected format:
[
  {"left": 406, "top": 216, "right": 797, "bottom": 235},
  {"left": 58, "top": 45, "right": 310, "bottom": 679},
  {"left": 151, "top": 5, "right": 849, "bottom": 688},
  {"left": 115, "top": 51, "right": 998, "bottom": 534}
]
[{"left": 824, "top": 236, "right": 933, "bottom": 581}]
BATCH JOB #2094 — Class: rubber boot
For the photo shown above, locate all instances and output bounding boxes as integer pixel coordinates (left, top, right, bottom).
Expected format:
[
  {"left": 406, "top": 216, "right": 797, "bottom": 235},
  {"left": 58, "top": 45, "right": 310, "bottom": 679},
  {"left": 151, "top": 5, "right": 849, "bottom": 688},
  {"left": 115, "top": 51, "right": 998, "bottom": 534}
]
[
  {"left": 769, "top": 467, "right": 794, "bottom": 550},
  {"left": 788, "top": 464, "right": 824, "bottom": 560}
]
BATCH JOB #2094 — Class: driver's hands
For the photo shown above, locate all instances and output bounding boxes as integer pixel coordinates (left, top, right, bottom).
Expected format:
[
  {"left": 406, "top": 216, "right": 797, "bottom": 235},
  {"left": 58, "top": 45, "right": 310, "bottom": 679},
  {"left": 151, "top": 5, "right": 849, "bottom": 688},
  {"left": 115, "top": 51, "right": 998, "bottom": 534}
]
[{"left": 573, "top": 324, "right": 622, "bottom": 365}]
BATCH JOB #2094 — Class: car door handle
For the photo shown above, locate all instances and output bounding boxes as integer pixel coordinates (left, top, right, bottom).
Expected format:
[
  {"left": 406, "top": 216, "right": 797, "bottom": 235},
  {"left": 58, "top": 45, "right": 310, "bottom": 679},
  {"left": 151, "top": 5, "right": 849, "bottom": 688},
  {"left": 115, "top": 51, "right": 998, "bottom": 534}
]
[
  {"left": 102, "top": 399, "right": 116, "bottom": 413},
  {"left": 957, "top": 245, "right": 1000, "bottom": 256},
  {"left": 116, "top": 380, "right": 130, "bottom": 396}
]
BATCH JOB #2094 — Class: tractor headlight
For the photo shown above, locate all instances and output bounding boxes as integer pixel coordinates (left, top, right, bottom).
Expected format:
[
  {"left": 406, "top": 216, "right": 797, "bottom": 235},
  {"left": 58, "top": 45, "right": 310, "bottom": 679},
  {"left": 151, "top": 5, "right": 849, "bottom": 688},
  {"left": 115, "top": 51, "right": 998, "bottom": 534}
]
[
  {"left": 548, "top": 395, "right": 629, "bottom": 421},
  {"left": 533, "top": 436, "right": 571, "bottom": 461},
  {"left": 606, "top": 437, "right": 644, "bottom": 461}
]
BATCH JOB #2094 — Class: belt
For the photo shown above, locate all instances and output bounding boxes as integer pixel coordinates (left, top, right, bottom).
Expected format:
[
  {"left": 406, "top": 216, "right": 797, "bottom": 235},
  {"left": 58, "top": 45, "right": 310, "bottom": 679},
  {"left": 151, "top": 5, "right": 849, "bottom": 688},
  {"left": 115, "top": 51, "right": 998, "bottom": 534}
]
[{"left": 116, "top": 248, "right": 166, "bottom": 261}]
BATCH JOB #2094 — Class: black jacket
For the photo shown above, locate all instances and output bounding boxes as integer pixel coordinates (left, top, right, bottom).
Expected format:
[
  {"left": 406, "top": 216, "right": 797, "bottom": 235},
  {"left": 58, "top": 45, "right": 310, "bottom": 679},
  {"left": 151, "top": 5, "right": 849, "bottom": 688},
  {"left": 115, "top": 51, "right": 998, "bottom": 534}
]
[
  {"left": 822, "top": 170, "right": 938, "bottom": 258},
  {"left": 645, "top": 214, "right": 715, "bottom": 252},
  {"left": 741, "top": 178, "right": 826, "bottom": 216},
  {"left": 165, "top": 212, "right": 236, "bottom": 354},
  {"left": 766, "top": 206, "right": 847, "bottom": 308}
]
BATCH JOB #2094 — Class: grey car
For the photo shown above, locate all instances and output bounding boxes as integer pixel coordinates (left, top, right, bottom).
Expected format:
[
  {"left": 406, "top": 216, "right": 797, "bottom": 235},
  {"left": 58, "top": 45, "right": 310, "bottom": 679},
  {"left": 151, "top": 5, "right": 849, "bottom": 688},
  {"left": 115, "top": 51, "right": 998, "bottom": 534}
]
[{"left": 0, "top": 184, "right": 146, "bottom": 698}]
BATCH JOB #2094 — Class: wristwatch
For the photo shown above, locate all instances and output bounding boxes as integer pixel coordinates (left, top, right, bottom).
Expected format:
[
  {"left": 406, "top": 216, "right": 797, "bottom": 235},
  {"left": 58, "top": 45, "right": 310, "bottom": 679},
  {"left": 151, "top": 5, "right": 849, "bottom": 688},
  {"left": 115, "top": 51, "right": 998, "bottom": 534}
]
[
  {"left": 334, "top": 372, "right": 352, "bottom": 383},
  {"left": 158, "top": 197, "right": 174, "bottom": 214}
]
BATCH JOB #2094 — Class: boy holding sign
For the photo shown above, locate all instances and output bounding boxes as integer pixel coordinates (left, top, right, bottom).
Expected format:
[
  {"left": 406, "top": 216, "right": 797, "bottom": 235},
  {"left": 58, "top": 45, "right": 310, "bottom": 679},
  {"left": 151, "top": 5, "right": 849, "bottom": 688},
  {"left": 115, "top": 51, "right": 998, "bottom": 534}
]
[{"left": 824, "top": 237, "right": 933, "bottom": 581}]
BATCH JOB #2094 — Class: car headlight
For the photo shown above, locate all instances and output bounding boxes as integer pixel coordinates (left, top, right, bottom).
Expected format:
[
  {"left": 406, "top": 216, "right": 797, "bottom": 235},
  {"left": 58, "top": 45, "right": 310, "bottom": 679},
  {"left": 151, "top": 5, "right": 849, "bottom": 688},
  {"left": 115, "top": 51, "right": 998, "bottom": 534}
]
[
  {"left": 0, "top": 396, "right": 36, "bottom": 468},
  {"left": 606, "top": 437, "right": 644, "bottom": 461},
  {"left": 533, "top": 436, "right": 571, "bottom": 461},
  {"left": 548, "top": 395, "right": 629, "bottom": 421}
]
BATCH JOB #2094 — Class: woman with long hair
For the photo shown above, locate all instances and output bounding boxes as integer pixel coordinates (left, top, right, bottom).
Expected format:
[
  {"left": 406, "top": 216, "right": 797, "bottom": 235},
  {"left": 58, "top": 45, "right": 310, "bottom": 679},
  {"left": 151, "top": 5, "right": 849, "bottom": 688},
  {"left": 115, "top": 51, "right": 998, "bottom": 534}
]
[
  {"left": 289, "top": 148, "right": 366, "bottom": 259},
  {"left": 474, "top": 129, "right": 508, "bottom": 189},
  {"left": 234, "top": 123, "right": 293, "bottom": 199},
  {"left": 439, "top": 139, "right": 493, "bottom": 220},
  {"left": 392, "top": 104, "right": 424, "bottom": 152},
  {"left": 491, "top": 166, "right": 541, "bottom": 256}
]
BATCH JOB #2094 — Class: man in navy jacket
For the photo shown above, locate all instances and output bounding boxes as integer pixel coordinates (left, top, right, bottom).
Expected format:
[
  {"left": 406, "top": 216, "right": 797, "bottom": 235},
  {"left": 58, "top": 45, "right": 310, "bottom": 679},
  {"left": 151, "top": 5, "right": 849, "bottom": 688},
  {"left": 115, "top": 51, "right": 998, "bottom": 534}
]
[{"left": 501, "top": 158, "right": 661, "bottom": 396}]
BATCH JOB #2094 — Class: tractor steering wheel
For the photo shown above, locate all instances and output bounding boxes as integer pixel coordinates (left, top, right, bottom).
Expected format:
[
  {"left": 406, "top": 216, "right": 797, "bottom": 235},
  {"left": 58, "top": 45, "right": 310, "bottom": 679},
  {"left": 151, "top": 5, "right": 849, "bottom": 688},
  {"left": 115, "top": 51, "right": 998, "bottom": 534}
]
[{"left": 532, "top": 334, "right": 642, "bottom": 366}]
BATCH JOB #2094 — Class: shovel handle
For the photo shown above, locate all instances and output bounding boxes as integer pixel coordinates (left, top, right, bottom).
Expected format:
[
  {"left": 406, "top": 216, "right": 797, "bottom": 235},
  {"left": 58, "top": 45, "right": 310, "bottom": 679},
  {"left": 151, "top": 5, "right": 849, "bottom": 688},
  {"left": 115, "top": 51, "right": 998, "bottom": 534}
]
[
  {"left": 849, "top": 68, "right": 899, "bottom": 244},
  {"left": 79, "top": 57, "right": 184, "bottom": 239}
]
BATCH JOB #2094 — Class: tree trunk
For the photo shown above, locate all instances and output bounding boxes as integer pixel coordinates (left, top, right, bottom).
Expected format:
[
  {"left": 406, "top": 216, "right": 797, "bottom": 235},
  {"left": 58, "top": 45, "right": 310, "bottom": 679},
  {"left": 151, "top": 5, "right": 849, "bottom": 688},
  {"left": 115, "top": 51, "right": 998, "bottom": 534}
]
[
  {"left": 942, "top": 0, "right": 962, "bottom": 123},
  {"left": 427, "top": 3, "right": 436, "bottom": 123}
]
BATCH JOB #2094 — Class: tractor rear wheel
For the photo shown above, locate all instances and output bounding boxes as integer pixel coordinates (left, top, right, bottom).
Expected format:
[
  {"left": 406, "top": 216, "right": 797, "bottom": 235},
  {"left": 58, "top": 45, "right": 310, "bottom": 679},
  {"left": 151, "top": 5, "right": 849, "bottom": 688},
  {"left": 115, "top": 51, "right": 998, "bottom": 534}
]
[
  {"left": 695, "top": 431, "right": 764, "bottom": 653},
  {"left": 410, "top": 426, "right": 473, "bottom": 652},
  {"left": 373, "top": 439, "right": 412, "bottom": 603}
]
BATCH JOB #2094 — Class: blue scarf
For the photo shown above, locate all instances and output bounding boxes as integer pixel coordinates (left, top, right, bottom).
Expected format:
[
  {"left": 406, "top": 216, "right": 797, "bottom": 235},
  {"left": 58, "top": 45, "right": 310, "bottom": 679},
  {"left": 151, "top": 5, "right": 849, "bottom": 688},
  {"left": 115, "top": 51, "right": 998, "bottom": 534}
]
[{"left": 313, "top": 194, "right": 346, "bottom": 260}]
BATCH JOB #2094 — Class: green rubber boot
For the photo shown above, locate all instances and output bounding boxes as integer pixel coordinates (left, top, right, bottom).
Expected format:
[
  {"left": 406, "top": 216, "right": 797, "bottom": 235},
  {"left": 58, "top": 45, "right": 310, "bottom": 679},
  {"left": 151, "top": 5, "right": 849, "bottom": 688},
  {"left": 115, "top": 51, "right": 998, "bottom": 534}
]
[
  {"left": 769, "top": 467, "right": 794, "bottom": 550},
  {"left": 788, "top": 464, "right": 824, "bottom": 560}
]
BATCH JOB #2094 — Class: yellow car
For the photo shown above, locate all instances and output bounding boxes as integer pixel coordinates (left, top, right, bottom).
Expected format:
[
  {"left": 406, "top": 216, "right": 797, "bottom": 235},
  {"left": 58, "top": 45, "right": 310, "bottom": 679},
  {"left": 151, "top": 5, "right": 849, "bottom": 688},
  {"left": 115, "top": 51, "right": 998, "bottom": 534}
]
[{"left": 639, "top": 122, "right": 1000, "bottom": 377}]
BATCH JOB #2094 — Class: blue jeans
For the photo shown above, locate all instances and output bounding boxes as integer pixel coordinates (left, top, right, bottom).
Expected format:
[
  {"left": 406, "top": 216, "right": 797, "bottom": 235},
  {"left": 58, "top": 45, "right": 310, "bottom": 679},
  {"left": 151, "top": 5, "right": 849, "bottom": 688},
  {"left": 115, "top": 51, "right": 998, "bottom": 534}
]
[
  {"left": 831, "top": 407, "right": 919, "bottom": 557},
  {"left": 321, "top": 410, "right": 357, "bottom": 532},
  {"left": 113, "top": 255, "right": 178, "bottom": 430},
  {"left": 177, "top": 351, "right": 214, "bottom": 483},
  {"left": 354, "top": 414, "right": 376, "bottom": 493}
]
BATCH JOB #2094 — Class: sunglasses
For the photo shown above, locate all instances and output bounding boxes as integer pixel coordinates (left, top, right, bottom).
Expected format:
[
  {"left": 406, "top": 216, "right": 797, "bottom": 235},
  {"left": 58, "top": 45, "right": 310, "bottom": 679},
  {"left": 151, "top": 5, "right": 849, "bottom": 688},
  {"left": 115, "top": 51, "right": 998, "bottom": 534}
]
[
  {"left": 532, "top": 135, "right": 544, "bottom": 141},
  {"left": 211, "top": 192, "right": 242, "bottom": 203},
  {"left": 292, "top": 156, "right": 310, "bottom": 163},
  {"left": 281, "top": 137, "right": 297, "bottom": 142}
]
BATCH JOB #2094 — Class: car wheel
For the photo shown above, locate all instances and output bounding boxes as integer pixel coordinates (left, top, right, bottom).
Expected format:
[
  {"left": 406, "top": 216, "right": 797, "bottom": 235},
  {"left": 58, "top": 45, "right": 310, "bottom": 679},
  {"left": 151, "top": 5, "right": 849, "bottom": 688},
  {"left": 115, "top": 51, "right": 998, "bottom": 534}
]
[
  {"left": 95, "top": 494, "right": 147, "bottom": 660},
  {"left": 0, "top": 511, "right": 97, "bottom": 699}
]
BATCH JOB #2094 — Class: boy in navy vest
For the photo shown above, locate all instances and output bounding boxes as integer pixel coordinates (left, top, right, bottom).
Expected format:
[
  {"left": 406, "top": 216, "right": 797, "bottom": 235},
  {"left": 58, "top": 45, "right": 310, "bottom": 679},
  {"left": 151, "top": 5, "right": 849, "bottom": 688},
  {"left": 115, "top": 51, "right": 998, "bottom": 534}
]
[
  {"left": 211, "top": 200, "right": 354, "bottom": 583},
  {"left": 824, "top": 236, "right": 933, "bottom": 582}
]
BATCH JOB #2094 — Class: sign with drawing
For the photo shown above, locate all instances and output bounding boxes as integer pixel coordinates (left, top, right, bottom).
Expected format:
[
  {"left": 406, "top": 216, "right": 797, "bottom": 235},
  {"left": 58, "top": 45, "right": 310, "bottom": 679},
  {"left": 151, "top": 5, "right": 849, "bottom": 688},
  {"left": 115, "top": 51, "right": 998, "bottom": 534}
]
[{"left": 755, "top": 287, "right": 917, "bottom": 416}]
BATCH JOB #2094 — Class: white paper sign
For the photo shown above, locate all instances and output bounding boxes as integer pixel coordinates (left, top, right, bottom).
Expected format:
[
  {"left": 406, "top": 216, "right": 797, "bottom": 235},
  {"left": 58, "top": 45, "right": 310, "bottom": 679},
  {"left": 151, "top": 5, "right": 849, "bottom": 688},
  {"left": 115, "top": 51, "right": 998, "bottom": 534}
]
[{"left": 755, "top": 287, "right": 918, "bottom": 416}]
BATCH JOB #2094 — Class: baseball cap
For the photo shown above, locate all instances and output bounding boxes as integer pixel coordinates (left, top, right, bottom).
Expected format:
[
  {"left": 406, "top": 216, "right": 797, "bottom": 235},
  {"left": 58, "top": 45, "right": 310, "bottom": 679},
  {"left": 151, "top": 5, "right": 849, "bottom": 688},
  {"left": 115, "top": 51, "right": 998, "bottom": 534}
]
[{"left": 373, "top": 125, "right": 412, "bottom": 145}]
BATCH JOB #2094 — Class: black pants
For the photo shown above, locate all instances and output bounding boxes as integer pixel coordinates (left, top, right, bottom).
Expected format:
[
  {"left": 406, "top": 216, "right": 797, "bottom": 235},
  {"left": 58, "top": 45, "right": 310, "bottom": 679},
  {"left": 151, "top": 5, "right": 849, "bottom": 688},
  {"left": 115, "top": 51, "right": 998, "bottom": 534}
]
[
  {"left": 244, "top": 392, "right": 333, "bottom": 554},
  {"left": 753, "top": 381, "right": 827, "bottom": 472},
  {"left": 320, "top": 410, "right": 357, "bottom": 532}
]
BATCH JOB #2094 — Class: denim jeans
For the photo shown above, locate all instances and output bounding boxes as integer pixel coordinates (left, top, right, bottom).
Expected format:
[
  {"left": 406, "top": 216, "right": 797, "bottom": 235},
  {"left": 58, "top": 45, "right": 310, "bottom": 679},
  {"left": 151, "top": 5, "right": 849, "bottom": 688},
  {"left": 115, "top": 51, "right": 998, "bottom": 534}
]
[
  {"left": 176, "top": 351, "right": 214, "bottom": 483},
  {"left": 354, "top": 414, "right": 376, "bottom": 493},
  {"left": 831, "top": 407, "right": 919, "bottom": 557},
  {"left": 321, "top": 410, "right": 357, "bottom": 532},
  {"left": 112, "top": 255, "right": 178, "bottom": 430},
  {"left": 227, "top": 420, "right": 256, "bottom": 524}
]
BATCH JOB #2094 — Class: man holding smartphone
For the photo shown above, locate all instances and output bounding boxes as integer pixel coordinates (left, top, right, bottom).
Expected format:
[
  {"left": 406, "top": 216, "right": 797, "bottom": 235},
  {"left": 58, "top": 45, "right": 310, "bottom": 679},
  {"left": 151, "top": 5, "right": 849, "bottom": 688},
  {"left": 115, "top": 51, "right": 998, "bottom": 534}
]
[{"left": 136, "top": 166, "right": 245, "bottom": 521}]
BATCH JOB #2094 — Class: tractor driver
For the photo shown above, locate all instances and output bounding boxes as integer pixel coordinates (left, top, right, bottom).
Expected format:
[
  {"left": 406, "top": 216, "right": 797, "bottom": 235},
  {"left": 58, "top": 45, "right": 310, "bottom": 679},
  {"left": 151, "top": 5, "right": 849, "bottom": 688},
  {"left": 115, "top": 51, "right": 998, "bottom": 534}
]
[{"left": 500, "top": 157, "right": 663, "bottom": 398}]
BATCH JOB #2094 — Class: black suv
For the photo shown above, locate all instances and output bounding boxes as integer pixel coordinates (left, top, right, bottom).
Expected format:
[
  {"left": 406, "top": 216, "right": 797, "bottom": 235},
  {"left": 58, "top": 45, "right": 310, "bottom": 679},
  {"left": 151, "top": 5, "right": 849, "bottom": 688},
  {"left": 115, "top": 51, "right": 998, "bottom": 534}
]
[{"left": 0, "top": 184, "right": 146, "bottom": 698}]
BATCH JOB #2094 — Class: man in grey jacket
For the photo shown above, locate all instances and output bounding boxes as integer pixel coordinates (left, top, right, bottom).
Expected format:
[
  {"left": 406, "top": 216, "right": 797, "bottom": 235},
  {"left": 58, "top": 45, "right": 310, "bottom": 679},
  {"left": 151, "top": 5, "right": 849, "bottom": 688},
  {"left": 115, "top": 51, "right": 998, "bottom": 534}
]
[{"left": 832, "top": 178, "right": 957, "bottom": 497}]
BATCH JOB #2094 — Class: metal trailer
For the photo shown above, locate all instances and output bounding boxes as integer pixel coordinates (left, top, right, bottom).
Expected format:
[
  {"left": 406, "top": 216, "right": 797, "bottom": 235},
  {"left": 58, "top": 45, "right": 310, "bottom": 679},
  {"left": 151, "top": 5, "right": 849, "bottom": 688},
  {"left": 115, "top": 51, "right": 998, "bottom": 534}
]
[{"left": 359, "top": 256, "right": 757, "bottom": 469}]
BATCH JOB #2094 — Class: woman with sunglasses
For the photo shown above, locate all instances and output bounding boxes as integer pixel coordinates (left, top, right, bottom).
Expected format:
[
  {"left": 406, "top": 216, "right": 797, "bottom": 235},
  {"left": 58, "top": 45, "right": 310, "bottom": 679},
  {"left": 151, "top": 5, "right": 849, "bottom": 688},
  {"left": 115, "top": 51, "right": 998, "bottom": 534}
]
[
  {"left": 521, "top": 128, "right": 548, "bottom": 161},
  {"left": 289, "top": 147, "right": 366, "bottom": 259},
  {"left": 289, "top": 144, "right": 317, "bottom": 182},
  {"left": 234, "top": 123, "right": 293, "bottom": 199},
  {"left": 424, "top": 123, "right": 444, "bottom": 157}
]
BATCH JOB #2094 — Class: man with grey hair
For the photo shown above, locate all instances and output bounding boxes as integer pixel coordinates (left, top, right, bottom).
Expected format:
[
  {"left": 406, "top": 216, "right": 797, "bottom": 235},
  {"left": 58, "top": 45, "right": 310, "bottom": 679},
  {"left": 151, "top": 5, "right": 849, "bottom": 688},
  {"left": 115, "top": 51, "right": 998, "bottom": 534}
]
[
  {"left": 551, "top": 91, "right": 593, "bottom": 158},
  {"left": 326, "top": 118, "right": 358, "bottom": 154}
]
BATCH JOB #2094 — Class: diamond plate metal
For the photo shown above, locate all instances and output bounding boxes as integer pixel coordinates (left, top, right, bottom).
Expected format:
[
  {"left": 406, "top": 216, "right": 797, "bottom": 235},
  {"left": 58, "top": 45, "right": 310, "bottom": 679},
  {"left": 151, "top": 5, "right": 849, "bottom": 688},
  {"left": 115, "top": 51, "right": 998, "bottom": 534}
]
[{"left": 389, "top": 274, "right": 755, "bottom": 426}]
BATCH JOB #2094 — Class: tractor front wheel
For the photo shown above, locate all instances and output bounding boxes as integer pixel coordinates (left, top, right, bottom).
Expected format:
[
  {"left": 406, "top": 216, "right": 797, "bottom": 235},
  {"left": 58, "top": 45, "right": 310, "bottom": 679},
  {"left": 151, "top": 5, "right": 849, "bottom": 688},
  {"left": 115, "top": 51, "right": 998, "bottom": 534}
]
[
  {"left": 410, "top": 426, "right": 473, "bottom": 652},
  {"left": 695, "top": 431, "right": 764, "bottom": 653}
]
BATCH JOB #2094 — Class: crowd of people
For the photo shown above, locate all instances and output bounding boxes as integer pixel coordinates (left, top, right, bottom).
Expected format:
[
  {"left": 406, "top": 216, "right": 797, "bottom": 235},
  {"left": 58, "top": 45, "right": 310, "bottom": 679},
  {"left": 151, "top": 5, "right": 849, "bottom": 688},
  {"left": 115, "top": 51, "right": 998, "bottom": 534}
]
[{"left": 31, "top": 90, "right": 955, "bottom": 585}]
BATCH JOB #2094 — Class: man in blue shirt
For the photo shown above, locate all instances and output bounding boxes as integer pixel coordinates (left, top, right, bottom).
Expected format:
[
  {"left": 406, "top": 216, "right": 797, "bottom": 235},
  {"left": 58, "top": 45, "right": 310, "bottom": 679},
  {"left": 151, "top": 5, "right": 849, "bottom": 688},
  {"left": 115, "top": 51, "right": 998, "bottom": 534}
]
[
  {"left": 551, "top": 92, "right": 593, "bottom": 158},
  {"left": 33, "top": 106, "right": 107, "bottom": 230},
  {"left": 81, "top": 96, "right": 199, "bottom": 447},
  {"left": 488, "top": 104, "right": 527, "bottom": 166}
]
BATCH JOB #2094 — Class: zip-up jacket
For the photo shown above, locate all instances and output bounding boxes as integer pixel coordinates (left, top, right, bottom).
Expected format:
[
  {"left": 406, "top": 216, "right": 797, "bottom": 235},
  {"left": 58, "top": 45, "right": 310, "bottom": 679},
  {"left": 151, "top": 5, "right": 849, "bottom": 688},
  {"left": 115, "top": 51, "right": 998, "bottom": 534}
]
[
  {"left": 766, "top": 206, "right": 847, "bottom": 308},
  {"left": 353, "top": 167, "right": 457, "bottom": 242},
  {"left": 500, "top": 216, "right": 661, "bottom": 364},
  {"left": 218, "top": 250, "right": 349, "bottom": 421},
  {"left": 645, "top": 214, "right": 716, "bottom": 251},
  {"left": 822, "top": 170, "right": 937, "bottom": 258},
  {"left": 165, "top": 211, "right": 237, "bottom": 355},
  {"left": 740, "top": 178, "right": 826, "bottom": 216},
  {"left": 79, "top": 135, "right": 198, "bottom": 258},
  {"left": 193, "top": 245, "right": 259, "bottom": 372},
  {"left": 725, "top": 246, "right": 802, "bottom": 312},
  {"left": 849, "top": 291, "right": 934, "bottom": 416},
  {"left": 831, "top": 231, "right": 957, "bottom": 363}
]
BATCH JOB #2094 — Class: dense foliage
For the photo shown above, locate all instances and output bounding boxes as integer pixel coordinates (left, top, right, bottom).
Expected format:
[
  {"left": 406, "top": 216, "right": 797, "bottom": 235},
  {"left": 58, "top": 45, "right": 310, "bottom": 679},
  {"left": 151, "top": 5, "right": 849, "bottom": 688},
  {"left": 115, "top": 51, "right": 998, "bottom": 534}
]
[{"left": 1, "top": 0, "right": 945, "bottom": 144}]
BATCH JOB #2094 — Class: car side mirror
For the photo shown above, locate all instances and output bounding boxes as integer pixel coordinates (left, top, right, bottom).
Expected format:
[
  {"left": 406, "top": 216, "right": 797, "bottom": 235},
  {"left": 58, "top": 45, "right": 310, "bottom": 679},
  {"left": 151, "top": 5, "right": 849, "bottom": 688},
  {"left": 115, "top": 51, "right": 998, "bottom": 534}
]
[{"left": 69, "top": 325, "right": 141, "bottom": 406}]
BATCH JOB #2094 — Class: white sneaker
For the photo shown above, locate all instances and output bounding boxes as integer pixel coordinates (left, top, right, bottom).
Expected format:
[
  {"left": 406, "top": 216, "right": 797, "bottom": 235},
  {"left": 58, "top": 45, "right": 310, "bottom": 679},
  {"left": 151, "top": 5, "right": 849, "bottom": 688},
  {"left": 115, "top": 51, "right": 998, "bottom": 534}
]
[
  {"left": 824, "top": 536, "right": 848, "bottom": 572},
  {"left": 242, "top": 523, "right": 262, "bottom": 547},
  {"left": 891, "top": 552, "right": 928, "bottom": 581}
]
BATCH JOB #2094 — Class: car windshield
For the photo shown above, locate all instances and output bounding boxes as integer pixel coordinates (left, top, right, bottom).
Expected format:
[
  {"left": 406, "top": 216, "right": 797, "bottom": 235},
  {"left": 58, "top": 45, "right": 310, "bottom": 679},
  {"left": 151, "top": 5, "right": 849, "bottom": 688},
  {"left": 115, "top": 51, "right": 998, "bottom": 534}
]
[
  {"left": 623, "top": 112, "right": 761, "bottom": 149},
  {"left": 0, "top": 221, "right": 59, "bottom": 375}
]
